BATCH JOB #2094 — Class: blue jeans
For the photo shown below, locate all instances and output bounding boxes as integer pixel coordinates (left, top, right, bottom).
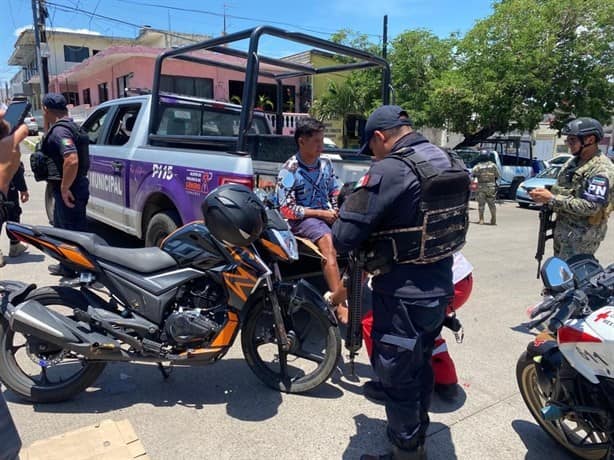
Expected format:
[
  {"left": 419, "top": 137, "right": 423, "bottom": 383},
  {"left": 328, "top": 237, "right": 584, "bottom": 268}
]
[
  {"left": 52, "top": 176, "right": 89, "bottom": 232},
  {"left": 370, "top": 292, "right": 448, "bottom": 451}
]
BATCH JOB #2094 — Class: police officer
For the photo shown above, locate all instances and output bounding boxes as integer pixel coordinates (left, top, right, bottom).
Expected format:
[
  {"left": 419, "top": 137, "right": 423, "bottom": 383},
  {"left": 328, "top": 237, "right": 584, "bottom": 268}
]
[
  {"left": 471, "top": 152, "right": 499, "bottom": 225},
  {"left": 333, "top": 106, "right": 469, "bottom": 460},
  {"left": 40, "top": 93, "right": 90, "bottom": 276},
  {"left": 530, "top": 118, "right": 614, "bottom": 260}
]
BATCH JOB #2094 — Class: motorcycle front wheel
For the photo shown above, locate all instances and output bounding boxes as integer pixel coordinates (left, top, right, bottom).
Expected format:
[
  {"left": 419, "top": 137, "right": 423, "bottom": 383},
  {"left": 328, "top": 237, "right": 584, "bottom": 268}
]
[
  {"left": 0, "top": 287, "right": 106, "bottom": 403},
  {"left": 241, "top": 295, "right": 340, "bottom": 393},
  {"left": 516, "top": 351, "right": 610, "bottom": 460}
]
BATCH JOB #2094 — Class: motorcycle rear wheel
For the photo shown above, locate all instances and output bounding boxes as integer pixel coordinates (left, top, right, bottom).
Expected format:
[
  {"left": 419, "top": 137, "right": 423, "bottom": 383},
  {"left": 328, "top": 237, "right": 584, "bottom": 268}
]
[
  {"left": 242, "top": 296, "right": 340, "bottom": 393},
  {"left": 516, "top": 351, "right": 610, "bottom": 459},
  {"left": 0, "top": 287, "right": 106, "bottom": 403}
]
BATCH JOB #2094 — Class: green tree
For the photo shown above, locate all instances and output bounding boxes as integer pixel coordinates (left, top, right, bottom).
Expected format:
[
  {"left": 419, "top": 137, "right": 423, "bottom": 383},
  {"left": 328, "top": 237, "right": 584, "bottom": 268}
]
[
  {"left": 389, "top": 30, "right": 458, "bottom": 127},
  {"left": 440, "top": 0, "right": 613, "bottom": 147}
]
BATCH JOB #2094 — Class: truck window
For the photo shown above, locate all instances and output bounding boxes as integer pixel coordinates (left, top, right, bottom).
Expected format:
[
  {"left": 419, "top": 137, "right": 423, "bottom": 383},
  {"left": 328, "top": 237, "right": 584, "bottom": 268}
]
[
  {"left": 107, "top": 104, "right": 141, "bottom": 146},
  {"left": 156, "top": 104, "right": 270, "bottom": 137},
  {"left": 81, "top": 107, "right": 111, "bottom": 144}
]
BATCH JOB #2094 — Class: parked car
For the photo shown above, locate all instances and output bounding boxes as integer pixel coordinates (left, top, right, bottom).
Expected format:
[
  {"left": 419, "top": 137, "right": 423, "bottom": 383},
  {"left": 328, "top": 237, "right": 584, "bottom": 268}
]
[
  {"left": 24, "top": 113, "right": 39, "bottom": 135},
  {"left": 544, "top": 153, "right": 572, "bottom": 168},
  {"left": 323, "top": 137, "right": 338, "bottom": 149},
  {"left": 515, "top": 165, "right": 562, "bottom": 208}
]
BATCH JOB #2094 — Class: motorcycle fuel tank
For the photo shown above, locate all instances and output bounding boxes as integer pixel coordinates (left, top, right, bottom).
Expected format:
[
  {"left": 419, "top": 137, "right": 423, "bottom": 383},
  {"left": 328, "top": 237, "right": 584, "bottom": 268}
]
[
  {"left": 161, "top": 222, "right": 235, "bottom": 270},
  {"left": 558, "top": 305, "right": 614, "bottom": 384}
]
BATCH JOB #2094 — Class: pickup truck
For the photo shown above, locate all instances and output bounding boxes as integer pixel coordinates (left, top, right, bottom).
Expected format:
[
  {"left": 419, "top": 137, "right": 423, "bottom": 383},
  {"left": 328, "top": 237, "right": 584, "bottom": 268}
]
[
  {"left": 455, "top": 140, "right": 541, "bottom": 198},
  {"left": 45, "top": 26, "right": 388, "bottom": 246}
]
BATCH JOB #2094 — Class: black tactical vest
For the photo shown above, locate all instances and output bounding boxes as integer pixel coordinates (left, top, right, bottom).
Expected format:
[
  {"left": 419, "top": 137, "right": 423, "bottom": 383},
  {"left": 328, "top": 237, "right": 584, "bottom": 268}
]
[
  {"left": 364, "top": 143, "right": 470, "bottom": 269},
  {"left": 42, "top": 119, "right": 90, "bottom": 179}
]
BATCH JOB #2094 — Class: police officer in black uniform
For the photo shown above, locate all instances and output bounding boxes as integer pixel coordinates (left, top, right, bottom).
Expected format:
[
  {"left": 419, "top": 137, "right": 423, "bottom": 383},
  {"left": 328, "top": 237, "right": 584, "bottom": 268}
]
[
  {"left": 333, "top": 106, "right": 469, "bottom": 460},
  {"left": 40, "top": 93, "right": 90, "bottom": 276}
]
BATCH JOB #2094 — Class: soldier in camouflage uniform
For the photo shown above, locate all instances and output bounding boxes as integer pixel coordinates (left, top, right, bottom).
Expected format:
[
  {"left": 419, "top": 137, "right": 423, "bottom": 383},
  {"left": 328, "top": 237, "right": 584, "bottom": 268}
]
[
  {"left": 530, "top": 118, "right": 614, "bottom": 260},
  {"left": 471, "top": 153, "right": 500, "bottom": 225}
]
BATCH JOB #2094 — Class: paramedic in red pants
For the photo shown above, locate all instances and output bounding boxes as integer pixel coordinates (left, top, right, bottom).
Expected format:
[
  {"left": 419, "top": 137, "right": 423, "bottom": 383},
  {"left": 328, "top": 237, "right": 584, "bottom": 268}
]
[{"left": 362, "top": 252, "right": 473, "bottom": 402}]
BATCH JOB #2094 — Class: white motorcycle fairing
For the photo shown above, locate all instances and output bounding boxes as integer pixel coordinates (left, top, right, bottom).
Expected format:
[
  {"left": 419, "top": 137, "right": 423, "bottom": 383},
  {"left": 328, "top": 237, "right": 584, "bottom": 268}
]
[{"left": 558, "top": 305, "right": 614, "bottom": 384}]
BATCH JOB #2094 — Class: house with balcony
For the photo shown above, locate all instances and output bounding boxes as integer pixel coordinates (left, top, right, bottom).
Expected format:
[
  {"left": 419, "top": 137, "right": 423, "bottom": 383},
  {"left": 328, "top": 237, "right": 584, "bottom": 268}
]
[{"left": 8, "top": 27, "right": 210, "bottom": 112}]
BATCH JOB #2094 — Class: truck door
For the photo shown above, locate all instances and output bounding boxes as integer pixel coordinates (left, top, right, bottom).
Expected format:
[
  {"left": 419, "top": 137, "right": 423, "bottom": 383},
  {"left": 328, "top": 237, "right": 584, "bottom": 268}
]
[{"left": 86, "top": 103, "right": 141, "bottom": 230}]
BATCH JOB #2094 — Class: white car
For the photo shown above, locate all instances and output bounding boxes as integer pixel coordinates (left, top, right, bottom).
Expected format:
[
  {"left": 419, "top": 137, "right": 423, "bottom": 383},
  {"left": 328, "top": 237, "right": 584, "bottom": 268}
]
[
  {"left": 323, "top": 137, "right": 338, "bottom": 149},
  {"left": 545, "top": 154, "right": 572, "bottom": 168}
]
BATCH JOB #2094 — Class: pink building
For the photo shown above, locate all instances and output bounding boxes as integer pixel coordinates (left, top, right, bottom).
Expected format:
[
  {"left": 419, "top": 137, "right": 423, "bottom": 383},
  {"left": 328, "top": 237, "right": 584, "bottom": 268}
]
[{"left": 49, "top": 45, "right": 301, "bottom": 112}]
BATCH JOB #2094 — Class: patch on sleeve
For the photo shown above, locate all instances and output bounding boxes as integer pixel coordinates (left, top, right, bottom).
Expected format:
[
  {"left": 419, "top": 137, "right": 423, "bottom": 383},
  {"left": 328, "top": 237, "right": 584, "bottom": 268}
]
[
  {"left": 582, "top": 175, "right": 610, "bottom": 204},
  {"left": 356, "top": 174, "right": 370, "bottom": 188},
  {"left": 61, "top": 138, "right": 75, "bottom": 148},
  {"left": 343, "top": 174, "right": 382, "bottom": 214}
]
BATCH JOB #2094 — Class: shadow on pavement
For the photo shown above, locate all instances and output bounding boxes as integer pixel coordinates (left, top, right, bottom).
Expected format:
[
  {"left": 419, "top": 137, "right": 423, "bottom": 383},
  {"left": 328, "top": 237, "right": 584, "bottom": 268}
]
[
  {"left": 4, "top": 358, "right": 347, "bottom": 422},
  {"left": 343, "top": 417, "right": 457, "bottom": 460},
  {"left": 430, "top": 386, "right": 468, "bottom": 413},
  {"left": 511, "top": 419, "right": 575, "bottom": 459},
  {"left": 4, "top": 253, "right": 45, "bottom": 265}
]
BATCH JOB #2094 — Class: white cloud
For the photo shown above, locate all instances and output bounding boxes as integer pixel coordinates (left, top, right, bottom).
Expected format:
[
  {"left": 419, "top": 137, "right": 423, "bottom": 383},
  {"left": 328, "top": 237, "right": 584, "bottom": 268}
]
[{"left": 14, "top": 26, "right": 102, "bottom": 37}]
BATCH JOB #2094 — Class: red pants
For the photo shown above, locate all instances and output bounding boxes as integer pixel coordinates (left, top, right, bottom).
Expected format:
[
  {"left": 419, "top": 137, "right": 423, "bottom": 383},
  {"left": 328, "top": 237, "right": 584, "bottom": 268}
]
[{"left": 362, "top": 274, "right": 473, "bottom": 385}]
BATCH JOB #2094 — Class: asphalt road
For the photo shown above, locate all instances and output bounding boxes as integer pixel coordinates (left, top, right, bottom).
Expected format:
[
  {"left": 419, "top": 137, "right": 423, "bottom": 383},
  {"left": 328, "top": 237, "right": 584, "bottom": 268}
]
[{"left": 2, "top": 145, "right": 613, "bottom": 459}]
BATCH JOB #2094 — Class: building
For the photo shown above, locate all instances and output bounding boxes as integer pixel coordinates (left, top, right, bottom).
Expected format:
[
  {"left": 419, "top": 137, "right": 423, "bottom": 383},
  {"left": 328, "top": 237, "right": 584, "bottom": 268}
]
[{"left": 7, "top": 27, "right": 209, "bottom": 111}]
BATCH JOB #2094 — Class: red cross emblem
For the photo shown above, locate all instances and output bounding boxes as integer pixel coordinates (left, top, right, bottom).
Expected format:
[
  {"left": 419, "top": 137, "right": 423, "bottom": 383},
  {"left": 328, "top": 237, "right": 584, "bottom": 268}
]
[{"left": 595, "top": 311, "right": 611, "bottom": 322}]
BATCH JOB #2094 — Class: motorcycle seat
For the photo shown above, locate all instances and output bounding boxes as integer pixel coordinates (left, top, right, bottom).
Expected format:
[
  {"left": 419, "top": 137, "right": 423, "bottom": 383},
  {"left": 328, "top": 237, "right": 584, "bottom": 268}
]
[{"left": 32, "top": 226, "right": 178, "bottom": 273}]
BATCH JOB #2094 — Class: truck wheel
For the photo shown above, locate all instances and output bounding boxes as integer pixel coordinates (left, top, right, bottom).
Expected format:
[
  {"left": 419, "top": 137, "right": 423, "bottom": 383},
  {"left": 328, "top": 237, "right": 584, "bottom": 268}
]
[
  {"left": 144, "top": 210, "right": 180, "bottom": 247},
  {"left": 45, "top": 182, "right": 55, "bottom": 225}
]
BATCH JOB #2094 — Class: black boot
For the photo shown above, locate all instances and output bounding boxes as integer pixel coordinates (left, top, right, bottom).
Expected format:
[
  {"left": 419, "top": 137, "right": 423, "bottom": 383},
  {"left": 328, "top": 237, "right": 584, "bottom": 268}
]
[
  {"left": 363, "top": 380, "right": 386, "bottom": 404},
  {"left": 360, "top": 444, "right": 426, "bottom": 460}
]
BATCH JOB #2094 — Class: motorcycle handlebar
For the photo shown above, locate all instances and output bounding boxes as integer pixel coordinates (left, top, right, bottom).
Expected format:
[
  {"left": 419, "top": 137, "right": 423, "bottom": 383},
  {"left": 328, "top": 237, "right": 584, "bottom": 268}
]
[{"left": 546, "top": 289, "right": 588, "bottom": 333}]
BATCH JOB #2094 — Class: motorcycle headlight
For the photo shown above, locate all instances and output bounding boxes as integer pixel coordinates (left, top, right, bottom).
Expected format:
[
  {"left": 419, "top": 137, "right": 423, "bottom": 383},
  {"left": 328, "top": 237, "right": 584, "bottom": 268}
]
[{"left": 272, "top": 229, "right": 299, "bottom": 261}]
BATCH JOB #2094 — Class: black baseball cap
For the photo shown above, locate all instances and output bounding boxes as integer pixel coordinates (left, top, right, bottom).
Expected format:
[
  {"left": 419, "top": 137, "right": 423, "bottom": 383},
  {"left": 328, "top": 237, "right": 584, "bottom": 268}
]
[
  {"left": 358, "top": 105, "right": 412, "bottom": 155},
  {"left": 42, "top": 93, "right": 68, "bottom": 111}
]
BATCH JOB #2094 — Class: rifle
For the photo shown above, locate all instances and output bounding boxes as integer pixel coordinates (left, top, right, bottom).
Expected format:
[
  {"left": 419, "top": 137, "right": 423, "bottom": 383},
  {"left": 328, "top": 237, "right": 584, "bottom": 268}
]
[
  {"left": 344, "top": 253, "right": 363, "bottom": 376},
  {"left": 536, "top": 205, "right": 555, "bottom": 278}
]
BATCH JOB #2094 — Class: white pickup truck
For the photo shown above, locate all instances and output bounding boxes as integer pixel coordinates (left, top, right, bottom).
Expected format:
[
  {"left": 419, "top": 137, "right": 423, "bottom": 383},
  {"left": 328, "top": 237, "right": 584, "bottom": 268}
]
[{"left": 45, "top": 26, "right": 387, "bottom": 246}]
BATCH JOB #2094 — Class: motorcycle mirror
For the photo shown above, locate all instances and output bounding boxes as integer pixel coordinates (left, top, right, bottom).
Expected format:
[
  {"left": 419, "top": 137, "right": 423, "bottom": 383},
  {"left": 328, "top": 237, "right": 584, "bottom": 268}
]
[{"left": 541, "top": 257, "right": 575, "bottom": 291}]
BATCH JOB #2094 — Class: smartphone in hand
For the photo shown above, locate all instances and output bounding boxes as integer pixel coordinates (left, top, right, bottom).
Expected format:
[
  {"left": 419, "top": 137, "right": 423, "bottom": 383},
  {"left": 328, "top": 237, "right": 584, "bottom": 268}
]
[{"left": 4, "top": 101, "right": 32, "bottom": 134}]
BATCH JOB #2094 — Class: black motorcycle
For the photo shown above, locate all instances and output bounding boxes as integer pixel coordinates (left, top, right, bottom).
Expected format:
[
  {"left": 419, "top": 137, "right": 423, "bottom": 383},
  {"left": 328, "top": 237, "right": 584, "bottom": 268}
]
[{"left": 0, "top": 192, "right": 340, "bottom": 403}]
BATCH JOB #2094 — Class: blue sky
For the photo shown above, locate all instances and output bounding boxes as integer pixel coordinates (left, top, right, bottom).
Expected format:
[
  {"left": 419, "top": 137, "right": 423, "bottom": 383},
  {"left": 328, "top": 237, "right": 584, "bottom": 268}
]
[{"left": 2, "top": 0, "right": 495, "bottom": 83}]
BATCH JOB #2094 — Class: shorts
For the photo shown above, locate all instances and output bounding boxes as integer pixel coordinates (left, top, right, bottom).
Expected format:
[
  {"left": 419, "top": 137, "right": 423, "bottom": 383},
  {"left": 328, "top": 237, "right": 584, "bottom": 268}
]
[{"left": 289, "top": 217, "right": 331, "bottom": 243}]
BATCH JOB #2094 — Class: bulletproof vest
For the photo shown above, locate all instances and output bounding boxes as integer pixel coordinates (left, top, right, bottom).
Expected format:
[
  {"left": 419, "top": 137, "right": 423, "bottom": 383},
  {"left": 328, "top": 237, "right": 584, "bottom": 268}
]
[
  {"left": 363, "top": 143, "right": 470, "bottom": 271},
  {"left": 475, "top": 162, "right": 497, "bottom": 183},
  {"left": 42, "top": 119, "right": 90, "bottom": 178}
]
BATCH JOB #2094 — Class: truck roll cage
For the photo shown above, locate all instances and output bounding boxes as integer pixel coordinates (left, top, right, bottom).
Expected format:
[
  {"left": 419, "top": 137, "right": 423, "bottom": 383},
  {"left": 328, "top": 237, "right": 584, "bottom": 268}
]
[{"left": 150, "top": 25, "right": 391, "bottom": 154}]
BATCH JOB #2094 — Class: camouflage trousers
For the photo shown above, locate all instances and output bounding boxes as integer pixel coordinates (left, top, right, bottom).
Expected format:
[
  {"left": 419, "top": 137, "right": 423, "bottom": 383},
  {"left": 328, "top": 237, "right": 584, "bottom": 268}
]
[
  {"left": 476, "top": 188, "right": 496, "bottom": 221},
  {"left": 553, "top": 217, "right": 608, "bottom": 261}
]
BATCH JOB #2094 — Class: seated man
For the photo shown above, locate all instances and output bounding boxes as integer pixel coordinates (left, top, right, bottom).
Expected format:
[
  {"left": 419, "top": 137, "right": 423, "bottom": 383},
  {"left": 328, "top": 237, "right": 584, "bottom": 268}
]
[{"left": 276, "top": 118, "right": 347, "bottom": 323}]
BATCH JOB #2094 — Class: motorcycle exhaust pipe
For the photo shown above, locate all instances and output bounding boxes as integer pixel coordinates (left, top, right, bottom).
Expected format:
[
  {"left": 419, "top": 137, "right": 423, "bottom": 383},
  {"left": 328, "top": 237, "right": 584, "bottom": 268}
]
[{"left": 8, "top": 300, "right": 125, "bottom": 360}]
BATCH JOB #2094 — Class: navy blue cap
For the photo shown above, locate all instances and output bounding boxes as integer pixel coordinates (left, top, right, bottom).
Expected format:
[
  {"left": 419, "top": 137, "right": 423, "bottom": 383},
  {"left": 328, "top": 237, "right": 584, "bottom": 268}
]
[
  {"left": 359, "top": 105, "right": 412, "bottom": 155},
  {"left": 42, "top": 93, "right": 68, "bottom": 111}
]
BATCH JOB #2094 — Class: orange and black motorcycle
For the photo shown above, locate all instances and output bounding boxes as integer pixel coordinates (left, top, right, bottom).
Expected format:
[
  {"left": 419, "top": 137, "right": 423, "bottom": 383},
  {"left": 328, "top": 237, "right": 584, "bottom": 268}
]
[{"left": 0, "top": 200, "right": 340, "bottom": 403}]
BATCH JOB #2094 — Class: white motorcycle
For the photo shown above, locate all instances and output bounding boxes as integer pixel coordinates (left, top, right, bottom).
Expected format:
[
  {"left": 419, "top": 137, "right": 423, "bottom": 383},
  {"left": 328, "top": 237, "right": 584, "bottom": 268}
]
[{"left": 517, "top": 256, "right": 614, "bottom": 459}]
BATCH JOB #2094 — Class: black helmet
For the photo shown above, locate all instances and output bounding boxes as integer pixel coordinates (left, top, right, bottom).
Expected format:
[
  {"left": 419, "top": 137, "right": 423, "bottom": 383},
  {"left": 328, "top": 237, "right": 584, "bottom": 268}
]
[
  {"left": 202, "top": 184, "right": 267, "bottom": 246},
  {"left": 561, "top": 117, "right": 604, "bottom": 141}
]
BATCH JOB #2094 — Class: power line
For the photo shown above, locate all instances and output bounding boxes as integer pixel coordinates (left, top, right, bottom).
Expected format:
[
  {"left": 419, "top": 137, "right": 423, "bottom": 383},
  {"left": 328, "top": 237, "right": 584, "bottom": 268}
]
[{"left": 47, "top": 0, "right": 382, "bottom": 40}]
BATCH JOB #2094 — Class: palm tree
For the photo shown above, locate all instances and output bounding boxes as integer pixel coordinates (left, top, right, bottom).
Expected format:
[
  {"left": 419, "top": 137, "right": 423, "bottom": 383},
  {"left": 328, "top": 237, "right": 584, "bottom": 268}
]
[
  {"left": 256, "top": 94, "right": 274, "bottom": 111},
  {"left": 311, "top": 80, "right": 368, "bottom": 147}
]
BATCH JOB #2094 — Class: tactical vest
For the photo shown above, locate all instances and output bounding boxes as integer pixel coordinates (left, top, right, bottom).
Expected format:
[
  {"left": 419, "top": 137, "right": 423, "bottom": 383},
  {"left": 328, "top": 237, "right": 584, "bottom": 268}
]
[
  {"left": 362, "top": 144, "right": 470, "bottom": 271},
  {"left": 31, "top": 119, "right": 90, "bottom": 182}
]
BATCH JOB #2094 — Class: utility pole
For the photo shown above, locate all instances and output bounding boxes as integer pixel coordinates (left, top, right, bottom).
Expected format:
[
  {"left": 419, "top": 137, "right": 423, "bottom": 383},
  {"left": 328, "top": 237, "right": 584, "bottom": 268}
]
[
  {"left": 382, "top": 14, "right": 388, "bottom": 61},
  {"left": 31, "top": 0, "right": 49, "bottom": 100}
]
